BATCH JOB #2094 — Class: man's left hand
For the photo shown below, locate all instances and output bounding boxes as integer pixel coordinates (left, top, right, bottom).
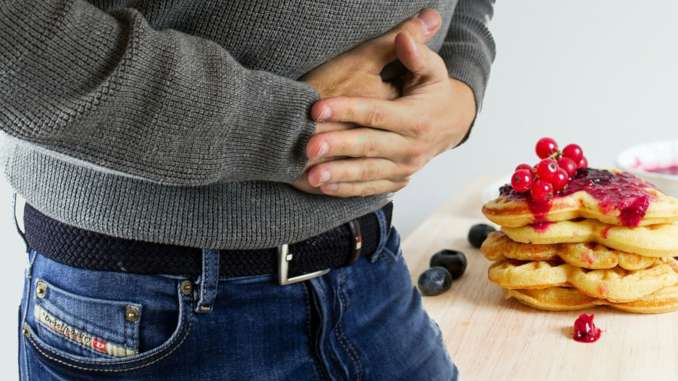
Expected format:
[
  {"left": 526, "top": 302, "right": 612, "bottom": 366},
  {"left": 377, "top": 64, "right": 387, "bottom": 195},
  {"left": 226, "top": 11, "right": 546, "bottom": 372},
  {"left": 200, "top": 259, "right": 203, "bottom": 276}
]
[{"left": 300, "top": 32, "right": 476, "bottom": 197}]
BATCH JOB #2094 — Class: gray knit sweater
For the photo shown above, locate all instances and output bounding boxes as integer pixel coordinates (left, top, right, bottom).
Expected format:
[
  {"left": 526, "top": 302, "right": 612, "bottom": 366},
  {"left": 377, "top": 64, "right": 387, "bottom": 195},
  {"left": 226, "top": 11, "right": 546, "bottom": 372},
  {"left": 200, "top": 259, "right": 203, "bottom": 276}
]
[{"left": 0, "top": 0, "right": 495, "bottom": 249}]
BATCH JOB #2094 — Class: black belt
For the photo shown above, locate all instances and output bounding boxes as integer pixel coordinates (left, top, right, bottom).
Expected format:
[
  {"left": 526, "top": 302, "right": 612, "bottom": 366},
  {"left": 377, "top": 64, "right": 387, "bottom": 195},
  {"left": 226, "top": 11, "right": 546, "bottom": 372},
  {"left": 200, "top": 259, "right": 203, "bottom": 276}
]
[{"left": 23, "top": 202, "right": 393, "bottom": 284}]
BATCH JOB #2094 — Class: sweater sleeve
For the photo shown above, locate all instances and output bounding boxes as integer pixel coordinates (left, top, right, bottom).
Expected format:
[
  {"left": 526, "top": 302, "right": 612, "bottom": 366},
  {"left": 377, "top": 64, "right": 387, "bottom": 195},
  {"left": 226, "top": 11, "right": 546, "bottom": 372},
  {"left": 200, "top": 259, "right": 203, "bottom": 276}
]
[
  {"left": 0, "top": 0, "right": 319, "bottom": 186},
  {"left": 439, "top": 0, "right": 496, "bottom": 113}
]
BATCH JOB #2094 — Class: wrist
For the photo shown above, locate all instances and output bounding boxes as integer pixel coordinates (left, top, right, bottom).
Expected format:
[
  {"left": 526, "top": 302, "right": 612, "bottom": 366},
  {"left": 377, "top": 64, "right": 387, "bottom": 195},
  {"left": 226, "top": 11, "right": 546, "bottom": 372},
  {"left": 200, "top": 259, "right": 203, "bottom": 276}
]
[{"left": 448, "top": 77, "right": 477, "bottom": 148}]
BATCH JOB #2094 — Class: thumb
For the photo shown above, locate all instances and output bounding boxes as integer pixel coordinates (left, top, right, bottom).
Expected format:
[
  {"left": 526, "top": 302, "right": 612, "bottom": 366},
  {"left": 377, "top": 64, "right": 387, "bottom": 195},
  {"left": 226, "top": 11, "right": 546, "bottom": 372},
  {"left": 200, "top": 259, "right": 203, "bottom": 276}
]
[
  {"left": 394, "top": 31, "right": 447, "bottom": 82},
  {"left": 354, "top": 8, "right": 442, "bottom": 73}
]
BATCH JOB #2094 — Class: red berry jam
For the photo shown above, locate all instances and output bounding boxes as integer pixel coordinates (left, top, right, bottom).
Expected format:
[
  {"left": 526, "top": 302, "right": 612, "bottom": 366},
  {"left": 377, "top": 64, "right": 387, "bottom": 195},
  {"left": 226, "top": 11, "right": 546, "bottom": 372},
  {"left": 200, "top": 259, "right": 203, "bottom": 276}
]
[
  {"left": 530, "top": 221, "right": 552, "bottom": 233},
  {"left": 572, "top": 313, "right": 601, "bottom": 343},
  {"left": 499, "top": 168, "right": 655, "bottom": 227}
]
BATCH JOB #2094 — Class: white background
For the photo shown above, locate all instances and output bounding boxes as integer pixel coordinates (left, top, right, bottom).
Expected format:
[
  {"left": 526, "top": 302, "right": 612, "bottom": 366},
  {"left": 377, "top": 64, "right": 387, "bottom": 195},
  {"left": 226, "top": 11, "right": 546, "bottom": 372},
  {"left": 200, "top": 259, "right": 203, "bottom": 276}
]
[{"left": 1, "top": 1, "right": 676, "bottom": 377}]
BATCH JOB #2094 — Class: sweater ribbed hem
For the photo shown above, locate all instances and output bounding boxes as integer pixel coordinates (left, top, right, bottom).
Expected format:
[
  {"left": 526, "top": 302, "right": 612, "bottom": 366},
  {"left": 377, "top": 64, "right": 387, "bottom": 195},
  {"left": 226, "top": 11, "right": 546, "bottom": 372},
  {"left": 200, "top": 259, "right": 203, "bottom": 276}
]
[{"left": 4, "top": 143, "right": 391, "bottom": 249}]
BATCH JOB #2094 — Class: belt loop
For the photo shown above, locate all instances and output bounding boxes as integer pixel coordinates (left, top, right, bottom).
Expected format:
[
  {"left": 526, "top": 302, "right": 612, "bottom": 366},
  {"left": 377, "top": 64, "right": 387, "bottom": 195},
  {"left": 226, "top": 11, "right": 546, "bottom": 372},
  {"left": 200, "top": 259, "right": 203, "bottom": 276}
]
[
  {"left": 11, "top": 192, "right": 29, "bottom": 253},
  {"left": 370, "top": 207, "right": 390, "bottom": 263},
  {"left": 347, "top": 220, "right": 362, "bottom": 264},
  {"left": 195, "top": 248, "right": 220, "bottom": 314}
]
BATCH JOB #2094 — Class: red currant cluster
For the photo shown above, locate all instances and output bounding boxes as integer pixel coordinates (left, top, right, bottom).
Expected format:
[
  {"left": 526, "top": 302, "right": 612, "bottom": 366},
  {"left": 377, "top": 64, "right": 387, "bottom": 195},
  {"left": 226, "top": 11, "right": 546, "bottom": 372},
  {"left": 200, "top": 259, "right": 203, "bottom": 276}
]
[{"left": 510, "top": 137, "right": 588, "bottom": 203}]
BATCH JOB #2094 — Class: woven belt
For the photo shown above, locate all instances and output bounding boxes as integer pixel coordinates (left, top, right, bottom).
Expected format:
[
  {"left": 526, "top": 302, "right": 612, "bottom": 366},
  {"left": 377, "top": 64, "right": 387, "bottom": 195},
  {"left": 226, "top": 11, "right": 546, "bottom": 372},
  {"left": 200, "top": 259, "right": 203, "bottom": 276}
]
[{"left": 23, "top": 202, "right": 393, "bottom": 284}]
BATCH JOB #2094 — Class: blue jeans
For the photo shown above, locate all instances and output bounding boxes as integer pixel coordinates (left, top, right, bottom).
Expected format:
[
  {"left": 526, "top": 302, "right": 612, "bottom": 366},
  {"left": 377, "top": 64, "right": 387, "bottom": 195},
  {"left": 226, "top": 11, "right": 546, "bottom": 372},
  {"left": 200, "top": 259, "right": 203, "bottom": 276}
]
[{"left": 17, "top": 208, "right": 458, "bottom": 380}]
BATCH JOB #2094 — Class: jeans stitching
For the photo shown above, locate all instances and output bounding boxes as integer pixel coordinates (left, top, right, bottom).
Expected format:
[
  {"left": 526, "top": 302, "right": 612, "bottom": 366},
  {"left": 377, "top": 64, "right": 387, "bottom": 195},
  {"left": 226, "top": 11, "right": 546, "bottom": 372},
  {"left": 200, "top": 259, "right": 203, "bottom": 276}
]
[
  {"left": 303, "top": 283, "right": 330, "bottom": 381},
  {"left": 20, "top": 250, "right": 36, "bottom": 381},
  {"left": 26, "top": 318, "right": 192, "bottom": 373},
  {"left": 35, "top": 317, "right": 121, "bottom": 359},
  {"left": 370, "top": 210, "right": 388, "bottom": 263},
  {"left": 21, "top": 334, "right": 30, "bottom": 380},
  {"left": 23, "top": 284, "right": 191, "bottom": 369},
  {"left": 197, "top": 249, "right": 219, "bottom": 311},
  {"left": 378, "top": 227, "right": 401, "bottom": 263},
  {"left": 334, "top": 286, "right": 362, "bottom": 381}
]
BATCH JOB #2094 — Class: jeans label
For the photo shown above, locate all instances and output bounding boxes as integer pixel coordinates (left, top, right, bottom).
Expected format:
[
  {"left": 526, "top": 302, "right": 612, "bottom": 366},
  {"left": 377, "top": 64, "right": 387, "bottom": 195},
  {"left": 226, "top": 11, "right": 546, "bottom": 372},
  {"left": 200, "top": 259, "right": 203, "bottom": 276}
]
[{"left": 34, "top": 305, "right": 137, "bottom": 357}]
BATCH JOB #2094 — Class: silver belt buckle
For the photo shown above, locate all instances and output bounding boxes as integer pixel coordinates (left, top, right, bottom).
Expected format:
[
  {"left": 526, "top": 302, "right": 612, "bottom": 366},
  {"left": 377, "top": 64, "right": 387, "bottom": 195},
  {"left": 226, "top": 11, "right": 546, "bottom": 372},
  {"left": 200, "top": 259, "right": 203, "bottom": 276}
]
[{"left": 277, "top": 244, "right": 330, "bottom": 285}]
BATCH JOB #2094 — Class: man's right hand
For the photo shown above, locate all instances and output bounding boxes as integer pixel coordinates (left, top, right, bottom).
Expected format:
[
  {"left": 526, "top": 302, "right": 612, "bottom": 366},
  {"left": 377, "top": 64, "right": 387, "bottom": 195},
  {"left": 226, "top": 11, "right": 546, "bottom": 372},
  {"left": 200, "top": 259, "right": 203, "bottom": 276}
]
[{"left": 294, "top": 9, "right": 442, "bottom": 194}]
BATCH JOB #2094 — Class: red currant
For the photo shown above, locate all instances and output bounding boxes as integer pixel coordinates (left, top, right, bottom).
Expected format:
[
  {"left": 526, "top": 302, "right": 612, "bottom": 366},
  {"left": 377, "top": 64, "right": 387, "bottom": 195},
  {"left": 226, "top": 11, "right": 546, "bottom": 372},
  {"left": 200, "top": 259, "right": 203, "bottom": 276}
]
[
  {"left": 558, "top": 157, "right": 578, "bottom": 177},
  {"left": 515, "top": 163, "right": 533, "bottom": 172},
  {"left": 552, "top": 168, "right": 569, "bottom": 191},
  {"left": 535, "top": 137, "right": 559, "bottom": 159},
  {"left": 530, "top": 180, "right": 554, "bottom": 203},
  {"left": 536, "top": 159, "right": 559, "bottom": 183},
  {"left": 511, "top": 169, "right": 534, "bottom": 192},
  {"left": 577, "top": 156, "right": 588, "bottom": 169},
  {"left": 562, "top": 144, "right": 584, "bottom": 162}
]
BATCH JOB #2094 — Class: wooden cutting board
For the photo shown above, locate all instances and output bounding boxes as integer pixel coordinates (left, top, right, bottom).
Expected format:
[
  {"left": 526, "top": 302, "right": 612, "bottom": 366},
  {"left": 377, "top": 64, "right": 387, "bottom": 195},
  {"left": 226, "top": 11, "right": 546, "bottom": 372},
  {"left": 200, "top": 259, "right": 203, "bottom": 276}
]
[{"left": 402, "top": 180, "right": 678, "bottom": 381}]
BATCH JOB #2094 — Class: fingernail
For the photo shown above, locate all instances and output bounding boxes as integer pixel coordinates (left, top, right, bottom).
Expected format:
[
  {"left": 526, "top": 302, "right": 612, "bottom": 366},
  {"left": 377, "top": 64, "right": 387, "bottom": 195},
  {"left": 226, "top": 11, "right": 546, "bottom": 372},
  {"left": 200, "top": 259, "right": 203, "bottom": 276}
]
[
  {"left": 314, "top": 141, "right": 329, "bottom": 159},
  {"left": 324, "top": 184, "right": 338, "bottom": 192},
  {"left": 317, "top": 170, "right": 331, "bottom": 184},
  {"left": 417, "top": 10, "right": 438, "bottom": 33},
  {"left": 317, "top": 106, "right": 332, "bottom": 122}
]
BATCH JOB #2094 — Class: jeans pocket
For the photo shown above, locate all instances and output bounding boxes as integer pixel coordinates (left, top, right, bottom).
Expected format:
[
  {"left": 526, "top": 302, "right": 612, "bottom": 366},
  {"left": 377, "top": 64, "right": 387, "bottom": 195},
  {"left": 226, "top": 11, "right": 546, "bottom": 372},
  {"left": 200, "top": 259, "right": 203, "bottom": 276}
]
[
  {"left": 29, "top": 277, "right": 141, "bottom": 359},
  {"left": 21, "top": 269, "right": 192, "bottom": 373}
]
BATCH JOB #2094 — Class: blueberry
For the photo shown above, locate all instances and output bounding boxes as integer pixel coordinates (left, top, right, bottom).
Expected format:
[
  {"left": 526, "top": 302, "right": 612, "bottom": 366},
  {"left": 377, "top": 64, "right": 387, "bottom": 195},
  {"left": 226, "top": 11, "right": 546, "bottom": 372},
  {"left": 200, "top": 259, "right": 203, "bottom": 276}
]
[
  {"left": 430, "top": 250, "right": 467, "bottom": 280},
  {"left": 468, "top": 223, "right": 496, "bottom": 248},
  {"left": 417, "top": 267, "right": 452, "bottom": 296}
]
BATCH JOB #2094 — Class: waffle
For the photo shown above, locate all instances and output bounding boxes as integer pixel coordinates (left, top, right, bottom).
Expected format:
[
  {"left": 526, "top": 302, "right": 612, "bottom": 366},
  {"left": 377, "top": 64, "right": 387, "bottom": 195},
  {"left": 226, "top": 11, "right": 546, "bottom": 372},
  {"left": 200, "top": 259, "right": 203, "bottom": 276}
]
[
  {"left": 567, "top": 261, "right": 678, "bottom": 303},
  {"left": 489, "top": 259, "right": 678, "bottom": 303},
  {"left": 482, "top": 170, "right": 678, "bottom": 228},
  {"left": 502, "top": 219, "right": 678, "bottom": 258},
  {"left": 507, "top": 285, "right": 678, "bottom": 314},
  {"left": 480, "top": 167, "right": 678, "bottom": 314},
  {"left": 481, "top": 231, "right": 658, "bottom": 270},
  {"left": 488, "top": 261, "right": 569, "bottom": 290}
]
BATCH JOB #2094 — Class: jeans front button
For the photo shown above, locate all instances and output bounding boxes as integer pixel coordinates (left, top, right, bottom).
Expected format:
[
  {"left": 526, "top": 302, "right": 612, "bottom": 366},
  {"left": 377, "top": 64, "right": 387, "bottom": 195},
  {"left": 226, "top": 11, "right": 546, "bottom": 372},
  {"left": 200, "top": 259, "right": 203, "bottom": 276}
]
[{"left": 180, "top": 280, "right": 194, "bottom": 296}]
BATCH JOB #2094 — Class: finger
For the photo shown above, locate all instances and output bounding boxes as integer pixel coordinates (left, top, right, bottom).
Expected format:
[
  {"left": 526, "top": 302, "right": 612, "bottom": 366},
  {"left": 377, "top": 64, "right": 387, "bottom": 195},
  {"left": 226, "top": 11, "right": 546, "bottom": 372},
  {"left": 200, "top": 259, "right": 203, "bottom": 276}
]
[
  {"left": 313, "top": 122, "right": 355, "bottom": 135},
  {"left": 305, "top": 153, "right": 342, "bottom": 170},
  {"left": 291, "top": 176, "right": 323, "bottom": 195},
  {"left": 354, "top": 8, "right": 442, "bottom": 73},
  {"left": 320, "top": 179, "right": 410, "bottom": 198},
  {"left": 306, "top": 127, "right": 411, "bottom": 161},
  {"left": 394, "top": 32, "right": 448, "bottom": 81},
  {"left": 307, "top": 122, "right": 355, "bottom": 162},
  {"left": 311, "top": 97, "right": 417, "bottom": 136},
  {"left": 307, "top": 158, "right": 407, "bottom": 187}
]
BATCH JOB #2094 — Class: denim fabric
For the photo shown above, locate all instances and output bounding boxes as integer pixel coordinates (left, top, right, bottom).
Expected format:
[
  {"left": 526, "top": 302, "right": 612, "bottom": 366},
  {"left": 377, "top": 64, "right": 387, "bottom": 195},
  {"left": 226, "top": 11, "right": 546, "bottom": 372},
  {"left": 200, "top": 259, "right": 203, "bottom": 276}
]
[{"left": 17, "top": 209, "right": 458, "bottom": 380}]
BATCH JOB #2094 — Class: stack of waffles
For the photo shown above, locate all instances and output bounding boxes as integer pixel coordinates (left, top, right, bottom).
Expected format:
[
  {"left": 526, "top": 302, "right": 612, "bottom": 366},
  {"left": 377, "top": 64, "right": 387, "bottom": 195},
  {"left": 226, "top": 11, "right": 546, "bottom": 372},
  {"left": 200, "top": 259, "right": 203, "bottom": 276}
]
[{"left": 480, "top": 168, "right": 678, "bottom": 313}]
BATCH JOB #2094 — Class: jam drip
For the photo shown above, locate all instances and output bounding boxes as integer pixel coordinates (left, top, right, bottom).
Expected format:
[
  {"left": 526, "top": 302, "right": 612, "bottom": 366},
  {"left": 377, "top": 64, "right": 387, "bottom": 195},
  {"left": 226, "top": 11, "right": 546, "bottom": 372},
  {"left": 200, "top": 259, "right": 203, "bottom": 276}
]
[
  {"left": 572, "top": 313, "right": 601, "bottom": 343},
  {"left": 499, "top": 169, "right": 654, "bottom": 227}
]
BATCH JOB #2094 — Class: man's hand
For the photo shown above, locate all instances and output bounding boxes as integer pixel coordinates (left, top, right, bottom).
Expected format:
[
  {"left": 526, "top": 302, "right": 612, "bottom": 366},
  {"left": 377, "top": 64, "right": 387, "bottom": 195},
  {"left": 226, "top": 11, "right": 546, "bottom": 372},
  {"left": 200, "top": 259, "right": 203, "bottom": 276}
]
[
  {"left": 291, "top": 9, "right": 442, "bottom": 194},
  {"left": 302, "top": 30, "right": 476, "bottom": 197}
]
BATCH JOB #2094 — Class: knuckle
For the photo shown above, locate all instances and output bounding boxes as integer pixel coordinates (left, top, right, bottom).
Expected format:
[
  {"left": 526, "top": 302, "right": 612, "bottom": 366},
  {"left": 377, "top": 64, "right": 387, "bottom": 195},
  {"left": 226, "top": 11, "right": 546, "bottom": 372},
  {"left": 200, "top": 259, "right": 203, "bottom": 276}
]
[
  {"left": 401, "top": 162, "right": 418, "bottom": 176},
  {"left": 360, "top": 164, "right": 373, "bottom": 181},
  {"left": 412, "top": 116, "right": 432, "bottom": 136},
  {"left": 404, "top": 148, "right": 427, "bottom": 169},
  {"left": 365, "top": 107, "right": 385, "bottom": 127},
  {"left": 404, "top": 143, "right": 424, "bottom": 161},
  {"left": 346, "top": 184, "right": 362, "bottom": 198},
  {"left": 329, "top": 184, "right": 348, "bottom": 197},
  {"left": 332, "top": 139, "right": 349, "bottom": 156},
  {"left": 367, "top": 161, "right": 385, "bottom": 180},
  {"left": 402, "top": 17, "right": 424, "bottom": 38},
  {"left": 362, "top": 139, "right": 379, "bottom": 157},
  {"left": 361, "top": 184, "right": 377, "bottom": 197},
  {"left": 413, "top": 155, "right": 429, "bottom": 168}
]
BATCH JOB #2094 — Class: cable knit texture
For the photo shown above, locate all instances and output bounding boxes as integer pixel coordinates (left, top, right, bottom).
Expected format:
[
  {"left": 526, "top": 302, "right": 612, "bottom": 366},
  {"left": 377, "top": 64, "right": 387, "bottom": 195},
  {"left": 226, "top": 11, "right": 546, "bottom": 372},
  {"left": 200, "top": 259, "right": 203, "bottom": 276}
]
[{"left": 0, "top": 0, "right": 495, "bottom": 249}]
